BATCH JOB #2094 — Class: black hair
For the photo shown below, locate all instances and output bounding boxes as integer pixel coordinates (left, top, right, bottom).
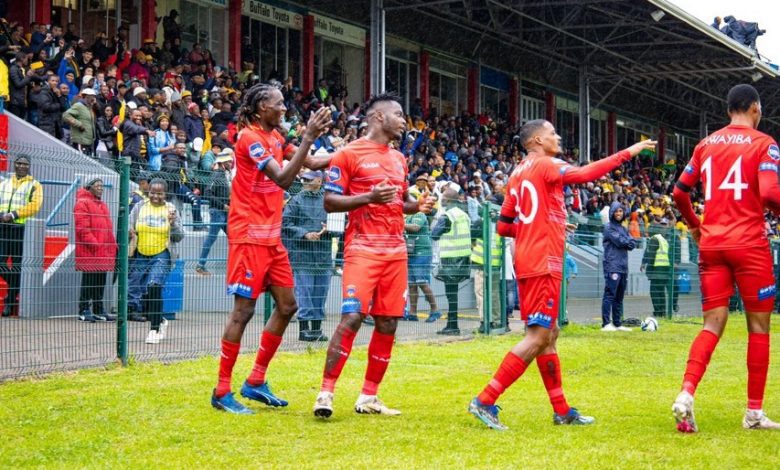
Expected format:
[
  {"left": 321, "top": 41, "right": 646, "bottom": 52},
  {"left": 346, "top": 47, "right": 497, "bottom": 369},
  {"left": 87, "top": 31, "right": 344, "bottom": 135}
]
[
  {"left": 237, "top": 82, "right": 277, "bottom": 130},
  {"left": 727, "top": 84, "right": 760, "bottom": 114},
  {"left": 365, "top": 92, "right": 403, "bottom": 114},
  {"left": 149, "top": 178, "right": 168, "bottom": 191},
  {"left": 517, "top": 119, "right": 549, "bottom": 148}
]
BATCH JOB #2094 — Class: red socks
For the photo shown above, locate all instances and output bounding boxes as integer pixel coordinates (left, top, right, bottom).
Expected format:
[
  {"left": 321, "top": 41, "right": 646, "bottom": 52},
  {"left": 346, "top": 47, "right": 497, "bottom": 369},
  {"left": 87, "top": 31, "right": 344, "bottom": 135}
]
[
  {"left": 747, "top": 333, "right": 770, "bottom": 410},
  {"left": 321, "top": 324, "right": 358, "bottom": 393},
  {"left": 246, "top": 331, "right": 283, "bottom": 386},
  {"left": 537, "top": 353, "right": 570, "bottom": 416},
  {"left": 478, "top": 352, "right": 528, "bottom": 405},
  {"left": 682, "top": 329, "right": 720, "bottom": 395},
  {"left": 362, "top": 331, "right": 395, "bottom": 395},
  {"left": 215, "top": 339, "right": 240, "bottom": 397}
]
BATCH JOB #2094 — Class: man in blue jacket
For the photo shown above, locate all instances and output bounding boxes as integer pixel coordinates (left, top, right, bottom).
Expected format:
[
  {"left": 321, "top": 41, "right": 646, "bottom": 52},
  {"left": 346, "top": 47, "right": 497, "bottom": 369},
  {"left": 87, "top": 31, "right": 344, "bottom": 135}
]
[{"left": 602, "top": 202, "right": 636, "bottom": 331}]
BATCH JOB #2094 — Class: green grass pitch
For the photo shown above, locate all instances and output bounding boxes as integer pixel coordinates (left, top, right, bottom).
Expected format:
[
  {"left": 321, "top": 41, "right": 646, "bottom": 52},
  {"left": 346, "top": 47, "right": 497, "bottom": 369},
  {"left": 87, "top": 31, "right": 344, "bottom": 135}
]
[{"left": 2, "top": 318, "right": 779, "bottom": 468}]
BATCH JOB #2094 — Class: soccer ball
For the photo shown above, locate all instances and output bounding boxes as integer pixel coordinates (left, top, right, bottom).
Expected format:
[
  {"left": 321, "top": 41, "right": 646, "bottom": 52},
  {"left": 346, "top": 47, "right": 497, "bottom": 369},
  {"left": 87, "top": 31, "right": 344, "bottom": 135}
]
[{"left": 641, "top": 317, "right": 659, "bottom": 332}]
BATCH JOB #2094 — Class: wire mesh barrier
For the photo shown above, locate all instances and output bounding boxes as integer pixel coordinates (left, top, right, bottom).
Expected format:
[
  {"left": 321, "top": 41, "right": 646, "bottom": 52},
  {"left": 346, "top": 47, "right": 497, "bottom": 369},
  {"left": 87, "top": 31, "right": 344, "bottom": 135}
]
[{"left": 0, "top": 141, "right": 741, "bottom": 381}]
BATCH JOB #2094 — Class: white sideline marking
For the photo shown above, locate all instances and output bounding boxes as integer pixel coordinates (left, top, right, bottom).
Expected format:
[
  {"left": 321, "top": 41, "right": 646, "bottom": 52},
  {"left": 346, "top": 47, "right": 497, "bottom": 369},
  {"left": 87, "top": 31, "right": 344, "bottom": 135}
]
[{"left": 43, "top": 244, "right": 75, "bottom": 285}]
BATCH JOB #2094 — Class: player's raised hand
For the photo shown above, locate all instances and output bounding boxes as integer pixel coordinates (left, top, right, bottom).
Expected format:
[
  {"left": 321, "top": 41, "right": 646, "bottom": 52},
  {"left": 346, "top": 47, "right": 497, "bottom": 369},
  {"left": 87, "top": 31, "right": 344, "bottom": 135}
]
[
  {"left": 303, "top": 107, "right": 333, "bottom": 141},
  {"left": 369, "top": 178, "right": 398, "bottom": 204},
  {"left": 417, "top": 191, "right": 436, "bottom": 214},
  {"left": 626, "top": 140, "right": 658, "bottom": 157}
]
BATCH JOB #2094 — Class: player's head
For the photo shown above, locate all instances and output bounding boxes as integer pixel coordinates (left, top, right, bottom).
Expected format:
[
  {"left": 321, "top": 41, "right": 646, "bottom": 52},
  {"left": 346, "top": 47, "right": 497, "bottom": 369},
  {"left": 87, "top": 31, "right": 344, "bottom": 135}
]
[
  {"left": 518, "top": 119, "right": 560, "bottom": 156},
  {"left": 238, "top": 83, "right": 286, "bottom": 130},
  {"left": 727, "top": 84, "right": 761, "bottom": 128},
  {"left": 365, "top": 93, "right": 406, "bottom": 141}
]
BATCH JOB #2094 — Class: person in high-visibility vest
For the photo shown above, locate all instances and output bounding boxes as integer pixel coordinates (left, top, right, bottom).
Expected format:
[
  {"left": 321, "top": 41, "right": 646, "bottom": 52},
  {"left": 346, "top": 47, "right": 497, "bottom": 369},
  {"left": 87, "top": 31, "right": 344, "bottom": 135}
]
[
  {"left": 641, "top": 217, "right": 674, "bottom": 317},
  {"left": 0, "top": 155, "right": 43, "bottom": 317},
  {"left": 431, "top": 189, "right": 472, "bottom": 335},
  {"left": 471, "top": 223, "right": 502, "bottom": 331}
]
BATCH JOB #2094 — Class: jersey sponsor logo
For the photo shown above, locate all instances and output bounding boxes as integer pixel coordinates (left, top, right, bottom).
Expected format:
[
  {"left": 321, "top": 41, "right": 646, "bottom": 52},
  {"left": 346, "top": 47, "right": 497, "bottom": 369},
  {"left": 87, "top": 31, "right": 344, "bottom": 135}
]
[
  {"left": 703, "top": 134, "right": 752, "bottom": 145},
  {"left": 527, "top": 312, "right": 553, "bottom": 329},
  {"left": 323, "top": 182, "right": 344, "bottom": 194},
  {"left": 341, "top": 297, "right": 362, "bottom": 314},
  {"left": 360, "top": 162, "right": 380, "bottom": 169},
  {"left": 684, "top": 165, "right": 694, "bottom": 174},
  {"left": 328, "top": 166, "right": 342, "bottom": 182},
  {"left": 227, "top": 282, "right": 253, "bottom": 298},
  {"left": 769, "top": 144, "right": 780, "bottom": 161},
  {"left": 249, "top": 142, "right": 265, "bottom": 158},
  {"left": 759, "top": 162, "right": 778, "bottom": 172},
  {"left": 758, "top": 285, "right": 776, "bottom": 300}
]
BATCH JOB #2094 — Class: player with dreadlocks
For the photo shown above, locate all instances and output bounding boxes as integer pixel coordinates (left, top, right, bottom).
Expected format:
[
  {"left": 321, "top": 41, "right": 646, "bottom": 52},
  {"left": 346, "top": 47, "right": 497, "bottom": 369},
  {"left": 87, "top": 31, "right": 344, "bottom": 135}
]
[{"left": 211, "top": 83, "right": 332, "bottom": 414}]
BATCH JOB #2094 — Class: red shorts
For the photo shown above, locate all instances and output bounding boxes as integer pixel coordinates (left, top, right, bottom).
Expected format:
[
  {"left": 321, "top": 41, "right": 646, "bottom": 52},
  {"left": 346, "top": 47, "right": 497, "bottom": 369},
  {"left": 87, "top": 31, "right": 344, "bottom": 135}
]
[
  {"left": 226, "top": 243, "right": 294, "bottom": 299},
  {"left": 699, "top": 247, "right": 775, "bottom": 312},
  {"left": 341, "top": 256, "right": 407, "bottom": 317},
  {"left": 517, "top": 275, "right": 561, "bottom": 329}
]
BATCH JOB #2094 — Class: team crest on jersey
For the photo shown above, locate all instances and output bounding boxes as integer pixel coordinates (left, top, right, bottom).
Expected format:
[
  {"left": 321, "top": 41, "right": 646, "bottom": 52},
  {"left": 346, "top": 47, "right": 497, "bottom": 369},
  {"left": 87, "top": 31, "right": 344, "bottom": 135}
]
[
  {"left": 768, "top": 144, "right": 780, "bottom": 161},
  {"left": 328, "top": 167, "right": 342, "bottom": 182},
  {"left": 684, "top": 165, "right": 694, "bottom": 174},
  {"left": 245, "top": 270, "right": 254, "bottom": 279},
  {"left": 249, "top": 143, "right": 265, "bottom": 158},
  {"left": 346, "top": 284, "right": 357, "bottom": 297}
]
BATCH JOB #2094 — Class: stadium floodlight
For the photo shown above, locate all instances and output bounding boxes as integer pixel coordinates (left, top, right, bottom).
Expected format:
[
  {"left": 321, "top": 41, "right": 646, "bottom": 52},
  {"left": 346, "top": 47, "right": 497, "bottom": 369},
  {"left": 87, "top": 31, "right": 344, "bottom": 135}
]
[
  {"left": 752, "top": 71, "right": 764, "bottom": 82},
  {"left": 650, "top": 10, "right": 666, "bottom": 22}
]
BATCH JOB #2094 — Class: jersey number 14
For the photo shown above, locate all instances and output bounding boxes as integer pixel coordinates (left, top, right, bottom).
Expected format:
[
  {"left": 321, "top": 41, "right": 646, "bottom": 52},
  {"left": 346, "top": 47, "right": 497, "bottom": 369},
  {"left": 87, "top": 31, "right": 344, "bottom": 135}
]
[{"left": 701, "top": 155, "right": 748, "bottom": 201}]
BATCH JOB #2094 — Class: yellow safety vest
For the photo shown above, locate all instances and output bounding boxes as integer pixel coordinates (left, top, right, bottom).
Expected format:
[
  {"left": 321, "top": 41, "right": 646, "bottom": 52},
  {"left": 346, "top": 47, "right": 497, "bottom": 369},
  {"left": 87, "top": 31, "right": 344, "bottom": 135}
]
[
  {"left": 653, "top": 234, "right": 670, "bottom": 267},
  {"left": 471, "top": 232, "right": 501, "bottom": 267},
  {"left": 136, "top": 202, "right": 171, "bottom": 256},
  {"left": 439, "top": 207, "right": 471, "bottom": 259},
  {"left": 0, "top": 178, "right": 36, "bottom": 224}
]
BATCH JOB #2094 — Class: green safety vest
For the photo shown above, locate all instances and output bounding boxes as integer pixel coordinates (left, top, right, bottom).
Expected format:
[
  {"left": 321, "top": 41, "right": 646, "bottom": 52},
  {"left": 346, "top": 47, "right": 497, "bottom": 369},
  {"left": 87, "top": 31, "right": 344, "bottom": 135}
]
[
  {"left": 471, "top": 232, "right": 501, "bottom": 267},
  {"left": 439, "top": 207, "right": 471, "bottom": 259},
  {"left": 0, "top": 178, "right": 36, "bottom": 224},
  {"left": 652, "top": 234, "right": 670, "bottom": 267}
]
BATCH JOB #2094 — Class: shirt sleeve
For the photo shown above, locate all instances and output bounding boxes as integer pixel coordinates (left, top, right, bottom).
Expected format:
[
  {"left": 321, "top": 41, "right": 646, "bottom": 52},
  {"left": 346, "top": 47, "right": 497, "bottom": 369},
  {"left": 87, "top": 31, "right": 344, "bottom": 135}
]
[
  {"left": 324, "top": 148, "right": 350, "bottom": 195},
  {"left": 757, "top": 139, "right": 780, "bottom": 214}
]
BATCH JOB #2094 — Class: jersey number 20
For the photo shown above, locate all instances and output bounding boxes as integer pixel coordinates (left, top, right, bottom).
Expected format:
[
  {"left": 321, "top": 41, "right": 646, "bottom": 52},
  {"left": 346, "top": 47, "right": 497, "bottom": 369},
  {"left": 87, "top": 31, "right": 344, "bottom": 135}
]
[
  {"left": 701, "top": 155, "right": 748, "bottom": 201},
  {"left": 509, "top": 180, "right": 538, "bottom": 224}
]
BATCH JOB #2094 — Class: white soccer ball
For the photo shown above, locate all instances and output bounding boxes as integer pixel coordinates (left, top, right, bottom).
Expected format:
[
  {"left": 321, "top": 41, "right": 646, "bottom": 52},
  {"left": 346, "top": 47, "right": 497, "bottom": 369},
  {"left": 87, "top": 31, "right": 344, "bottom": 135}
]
[{"left": 641, "top": 317, "right": 659, "bottom": 332}]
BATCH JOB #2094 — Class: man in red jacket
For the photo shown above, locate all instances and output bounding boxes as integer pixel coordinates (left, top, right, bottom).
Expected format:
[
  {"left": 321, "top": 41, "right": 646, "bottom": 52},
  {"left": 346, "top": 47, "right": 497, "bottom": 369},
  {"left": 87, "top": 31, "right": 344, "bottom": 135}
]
[{"left": 74, "top": 177, "right": 118, "bottom": 322}]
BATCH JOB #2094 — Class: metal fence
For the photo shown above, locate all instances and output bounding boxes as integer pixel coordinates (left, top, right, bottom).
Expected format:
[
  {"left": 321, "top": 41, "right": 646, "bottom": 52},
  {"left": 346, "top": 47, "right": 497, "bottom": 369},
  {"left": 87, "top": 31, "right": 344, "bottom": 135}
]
[{"left": 0, "top": 140, "right": 735, "bottom": 381}]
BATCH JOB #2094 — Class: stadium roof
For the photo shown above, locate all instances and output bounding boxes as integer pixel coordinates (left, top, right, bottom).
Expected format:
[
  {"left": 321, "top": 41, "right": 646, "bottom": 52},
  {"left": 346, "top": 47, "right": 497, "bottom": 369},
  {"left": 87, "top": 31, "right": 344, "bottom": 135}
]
[{"left": 301, "top": 0, "right": 780, "bottom": 135}]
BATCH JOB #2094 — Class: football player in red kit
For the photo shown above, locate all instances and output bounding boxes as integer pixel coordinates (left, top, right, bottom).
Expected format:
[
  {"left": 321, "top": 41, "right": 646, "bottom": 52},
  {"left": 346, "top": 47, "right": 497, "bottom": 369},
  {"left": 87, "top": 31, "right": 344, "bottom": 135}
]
[
  {"left": 211, "top": 83, "right": 332, "bottom": 414},
  {"left": 312, "top": 94, "right": 434, "bottom": 418},
  {"left": 468, "top": 119, "right": 656, "bottom": 430},
  {"left": 672, "top": 84, "right": 780, "bottom": 432}
]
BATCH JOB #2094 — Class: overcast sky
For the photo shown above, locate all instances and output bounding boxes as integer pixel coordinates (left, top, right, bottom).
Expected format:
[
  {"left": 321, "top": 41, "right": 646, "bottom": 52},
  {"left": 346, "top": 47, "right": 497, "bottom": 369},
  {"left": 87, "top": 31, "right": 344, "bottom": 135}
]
[{"left": 670, "top": 0, "right": 779, "bottom": 63}]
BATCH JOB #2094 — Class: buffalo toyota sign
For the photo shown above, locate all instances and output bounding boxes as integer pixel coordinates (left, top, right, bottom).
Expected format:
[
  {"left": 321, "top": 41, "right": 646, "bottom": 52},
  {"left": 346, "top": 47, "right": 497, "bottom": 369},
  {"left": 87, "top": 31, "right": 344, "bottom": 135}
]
[
  {"left": 243, "top": 0, "right": 303, "bottom": 30},
  {"left": 313, "top": 15, "right": 365, "bottom": 48}
]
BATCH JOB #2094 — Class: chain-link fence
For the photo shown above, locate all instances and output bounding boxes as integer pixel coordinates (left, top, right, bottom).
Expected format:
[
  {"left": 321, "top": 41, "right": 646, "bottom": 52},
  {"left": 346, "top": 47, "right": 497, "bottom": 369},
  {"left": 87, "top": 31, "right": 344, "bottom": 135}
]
[{"left": 2, "top": 136, "right": 752, "bottom": 381}]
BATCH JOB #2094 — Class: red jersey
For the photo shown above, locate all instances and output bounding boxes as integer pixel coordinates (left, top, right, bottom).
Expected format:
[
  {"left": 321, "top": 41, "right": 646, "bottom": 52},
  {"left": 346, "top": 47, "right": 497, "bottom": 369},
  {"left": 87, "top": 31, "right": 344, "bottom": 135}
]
[
  {"left": 500, "top": 150, "right": 633, "bottom": 279},
  {"left": 324, "top": 138, "right": 409, "bottom": 261},
  {"left": 676, "top": 125, "right": 780, "bottom": 251},
  {"left": 228, "top": 126, "right": 294, "bottom": 245}
]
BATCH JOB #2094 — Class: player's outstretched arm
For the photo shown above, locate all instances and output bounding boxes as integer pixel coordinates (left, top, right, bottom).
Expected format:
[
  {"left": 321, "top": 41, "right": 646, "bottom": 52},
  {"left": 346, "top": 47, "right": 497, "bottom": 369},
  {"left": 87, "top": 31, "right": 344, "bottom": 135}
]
[
  {"left": 561, "top": 140, "right": 657, "bottom": 185},
  {"left": 323, "top": 177, "right": 397, "bottom": 213},
  {"left": 263, "top": 107, "right": 331, "bottom": 189}
]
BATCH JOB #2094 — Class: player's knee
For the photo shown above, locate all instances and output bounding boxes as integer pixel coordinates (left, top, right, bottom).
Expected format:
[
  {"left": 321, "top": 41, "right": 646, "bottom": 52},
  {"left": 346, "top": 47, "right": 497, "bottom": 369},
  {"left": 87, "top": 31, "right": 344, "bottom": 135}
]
[
  {"left": 278, "top": 300, "right": 298, "bottom": 317},
  {"left": 231, "top": 304, "right": 255, "bottom": 324}
]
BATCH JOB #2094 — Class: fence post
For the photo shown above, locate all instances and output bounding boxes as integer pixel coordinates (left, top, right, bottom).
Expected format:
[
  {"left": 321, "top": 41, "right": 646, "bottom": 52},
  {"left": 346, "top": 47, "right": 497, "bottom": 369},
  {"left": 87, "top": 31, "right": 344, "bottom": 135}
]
[
  {"left": 667, "top": 227, "right": 676, "bottom": 320},
  {"left": 263, "top": 293, "right": 273, "bottom": 323},
  {"left": 116, "top": 156, "right": 131, "bottom": 366},
  {"left": 498, "top": 232, "right": 507, "bottom": 330},
  {"left": 481, "top": 202, "right": 491, "bottom": 334},
  {"left": 559, "top": 242, "right": 568, "bottom": 326}
]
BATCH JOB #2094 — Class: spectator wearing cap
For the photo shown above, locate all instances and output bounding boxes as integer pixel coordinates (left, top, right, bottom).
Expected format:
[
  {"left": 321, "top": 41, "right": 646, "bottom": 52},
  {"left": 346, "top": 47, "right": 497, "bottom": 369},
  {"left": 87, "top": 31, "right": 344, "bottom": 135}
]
[
  {"left": 74, "top": 177, "right": 117, "bottom": 322},
  {"left": 148, "top": 114, "right": 176, "bottom": 172},
  {"left": 282, "top": 170, "right": 332, "bottom": 342},
  {"left": 195, "top": 149, "right": 233, "bottom": 275},
  {"left": 130, "top": 86, "right": 148, "bottom": 107},
  {"left": 0, "top": 155, "right": 43, "bottom": 317},
  {"left": 184, "top": 101, "right": 204, "bottom": 142},
  {"left": 62, "top": 87, "right": 97, "bottom": 154},
  {"left": 641, "top": 217, "right": 679, "bottom": 317}
]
